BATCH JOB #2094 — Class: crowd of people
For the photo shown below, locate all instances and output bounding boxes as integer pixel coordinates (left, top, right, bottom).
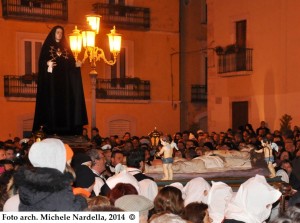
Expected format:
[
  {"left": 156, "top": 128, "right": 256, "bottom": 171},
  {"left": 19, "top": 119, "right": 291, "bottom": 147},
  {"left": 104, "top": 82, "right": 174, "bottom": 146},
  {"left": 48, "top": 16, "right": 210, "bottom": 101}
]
[{"left": 1, "top": 121, "right": 300, "bottom": 222}]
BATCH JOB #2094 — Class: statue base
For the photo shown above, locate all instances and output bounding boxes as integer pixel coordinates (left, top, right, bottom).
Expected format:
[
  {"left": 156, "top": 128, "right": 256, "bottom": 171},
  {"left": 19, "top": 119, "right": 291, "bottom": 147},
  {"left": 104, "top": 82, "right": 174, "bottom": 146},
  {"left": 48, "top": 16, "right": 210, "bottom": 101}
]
[{"left": 47, "top": 134, "right": 92, "bottom": 153}]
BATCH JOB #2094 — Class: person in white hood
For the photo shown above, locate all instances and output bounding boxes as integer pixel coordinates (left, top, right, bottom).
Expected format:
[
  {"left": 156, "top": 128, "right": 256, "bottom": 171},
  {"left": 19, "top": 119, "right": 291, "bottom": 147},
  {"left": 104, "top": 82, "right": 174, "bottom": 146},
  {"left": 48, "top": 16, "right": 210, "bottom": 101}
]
[
  {"left": 182, "top": 177, "right": 211, "bottom": 207},
  {"left": 224, "top": 174, "right": 281, "bottom": 223},
  {"left": 207, "top": 181, "right": 233, "bottom": 223}
]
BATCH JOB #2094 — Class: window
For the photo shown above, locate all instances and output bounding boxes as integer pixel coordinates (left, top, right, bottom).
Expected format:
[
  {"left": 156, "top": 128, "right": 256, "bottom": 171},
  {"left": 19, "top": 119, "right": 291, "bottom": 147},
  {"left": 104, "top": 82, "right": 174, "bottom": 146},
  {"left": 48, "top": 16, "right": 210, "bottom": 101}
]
[
  {"left": 236, "top": 20, "right": 247, "bottom": 71},
  {"left": 200, "top": 0, "right": 207, "bottom": 24},
  {"left": 109, "top": 119, "right": 131, "bottom": 137},
  {"left": 108, "top": 0, "right": 127, "bottom": 16},
  {"left": 17, "top": 32, "right": 45, "bottom": 75},
  {"left": 110, "top": 40, "right": 134, "bottom": 80},
  {"left": 111, "top": 48, "right": 126, "bottom": 80},
  {"left": 24, "top": 41, "right": 42, "bottom": 74},
  {"left": 108, "top": 0, "right": 126, "bottom": 5},
  {"left": 236, "top": 20, "right": 246, "bottom": 48},
  {"left": 232, "top": 101, "right": 248, "bottom": 131},
  {"left": 107, "top": 114, "right": 136, "bottom": 137},
  {"left": 23, "top": 118, "right": 34, "bottom": 138},
  {"left": 204, "top": 56, "right": 208, "bottom": 87},
  {"left": 20, "top": 0, "right": 42, "bottom": 8}
]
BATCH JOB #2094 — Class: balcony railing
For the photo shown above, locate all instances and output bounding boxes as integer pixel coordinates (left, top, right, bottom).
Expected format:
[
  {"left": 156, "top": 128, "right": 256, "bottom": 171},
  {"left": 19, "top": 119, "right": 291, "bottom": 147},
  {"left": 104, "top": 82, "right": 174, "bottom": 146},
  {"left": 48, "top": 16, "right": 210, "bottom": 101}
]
[
  {"left": 217, "top": 48, "right": 253, "bottom": 74},
  {"left": 4, "top": 74, "right": 37, "bottom": 98},
  {"left": 92, "top": 2, "right": 150, "bottom": 30},
  {"left": 191, "top": 84, "right": 207, "bottom": 102},
  {"left": 2, "top": 0, "right": 68, "bottom": 22},
  {"left": 96, "top": 78, "right": 150, "bottom": 100},
  {"left": 4, "top": 75, "right": 151, "bottom": 101}
]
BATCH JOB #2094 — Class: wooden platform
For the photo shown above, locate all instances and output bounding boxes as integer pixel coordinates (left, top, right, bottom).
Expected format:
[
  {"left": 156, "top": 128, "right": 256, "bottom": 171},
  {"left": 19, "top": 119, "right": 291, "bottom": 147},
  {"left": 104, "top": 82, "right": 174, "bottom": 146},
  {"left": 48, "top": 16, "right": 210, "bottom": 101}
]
[
  {"left": 47, "top": 135, "right": 93, "bottom": 153},
  {"left": 155, "top": 176, "right": 283, "bottom": 191}
]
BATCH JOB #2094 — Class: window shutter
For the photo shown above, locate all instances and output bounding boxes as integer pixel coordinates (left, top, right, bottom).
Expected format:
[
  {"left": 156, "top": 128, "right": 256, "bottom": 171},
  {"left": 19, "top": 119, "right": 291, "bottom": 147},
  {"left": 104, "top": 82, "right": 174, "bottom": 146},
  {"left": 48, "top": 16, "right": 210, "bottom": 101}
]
[{"left": 109, "top": 119, "right": 131, "bottom": 137}]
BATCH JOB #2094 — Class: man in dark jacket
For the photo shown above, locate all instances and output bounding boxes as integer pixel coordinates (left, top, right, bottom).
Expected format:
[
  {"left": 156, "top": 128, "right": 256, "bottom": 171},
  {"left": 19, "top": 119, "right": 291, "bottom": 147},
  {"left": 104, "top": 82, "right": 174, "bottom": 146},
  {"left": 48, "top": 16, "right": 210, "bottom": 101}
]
[{"left": 91, "top": 127, "right": 102, "bottom": 147}]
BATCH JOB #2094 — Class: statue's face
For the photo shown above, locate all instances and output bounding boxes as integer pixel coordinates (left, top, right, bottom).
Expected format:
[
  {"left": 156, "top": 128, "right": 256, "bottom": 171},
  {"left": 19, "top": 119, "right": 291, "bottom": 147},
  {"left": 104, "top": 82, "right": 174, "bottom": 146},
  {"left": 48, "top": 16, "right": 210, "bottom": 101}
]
[
  {"left": 261, "top": 140, "right": 267, "bottom": 147},
  {"left": 161, "top": 135, "right": 168, "bottom": 142},
  {"left": 55, "top": 28, "right": 63, "bottom": 42}
]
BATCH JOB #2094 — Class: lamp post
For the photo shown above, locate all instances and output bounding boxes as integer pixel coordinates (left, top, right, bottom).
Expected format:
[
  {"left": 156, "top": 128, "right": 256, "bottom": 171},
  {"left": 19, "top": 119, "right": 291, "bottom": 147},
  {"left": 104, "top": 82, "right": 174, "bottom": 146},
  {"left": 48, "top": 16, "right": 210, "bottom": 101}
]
[
  {"left": 69, "top": 15, "right": 122, "bottom": 130},
  {"left": 148, "top": 127, "right": 162, "bottom": 149}
]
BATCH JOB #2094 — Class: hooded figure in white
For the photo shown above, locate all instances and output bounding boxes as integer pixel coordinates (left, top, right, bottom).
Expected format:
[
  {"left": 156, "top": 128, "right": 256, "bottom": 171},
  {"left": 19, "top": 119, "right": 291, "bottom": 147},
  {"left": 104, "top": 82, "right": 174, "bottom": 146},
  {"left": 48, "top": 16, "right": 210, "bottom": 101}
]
[
  {"left": 182, "top": 177, "right": 211, "bottom": 207},
  {"left": 106, "top": 169, "right": 140, "bottom": 194},
  {"left": 207, "top": 181, "right": 233, "bottom": 223},
  {"left": 224, "top": 174, "right": 281, "bottom": 223}
]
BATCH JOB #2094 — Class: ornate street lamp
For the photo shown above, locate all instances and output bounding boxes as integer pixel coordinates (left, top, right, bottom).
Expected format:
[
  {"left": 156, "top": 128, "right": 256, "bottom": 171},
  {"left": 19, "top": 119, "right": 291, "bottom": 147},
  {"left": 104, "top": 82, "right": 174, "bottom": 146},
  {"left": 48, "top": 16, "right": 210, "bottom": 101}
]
[
  {"left": 69, "top": 14, "right": 122, "bottom": 129},
  {"left": 148, "top": 127, "right": 162, "bottom": 149}
]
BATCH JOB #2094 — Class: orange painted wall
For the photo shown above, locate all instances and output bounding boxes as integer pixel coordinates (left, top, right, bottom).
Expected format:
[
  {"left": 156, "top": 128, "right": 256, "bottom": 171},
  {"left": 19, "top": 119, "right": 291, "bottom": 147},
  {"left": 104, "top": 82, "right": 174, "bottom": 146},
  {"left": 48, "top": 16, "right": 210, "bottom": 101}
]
[
  {"left": 0, "top": 0, "right": 180, "bottom": 140},
  {"left": 207, "top": 0, "right": 300, "bottom": 133}
]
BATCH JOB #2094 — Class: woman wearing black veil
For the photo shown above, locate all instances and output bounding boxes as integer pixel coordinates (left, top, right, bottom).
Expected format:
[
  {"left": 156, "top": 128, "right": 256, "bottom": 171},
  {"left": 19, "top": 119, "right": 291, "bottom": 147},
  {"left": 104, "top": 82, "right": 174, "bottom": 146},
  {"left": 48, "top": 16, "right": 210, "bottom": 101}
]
[{"left": 32, "top": 25, "right": 88, "bottom": 135}]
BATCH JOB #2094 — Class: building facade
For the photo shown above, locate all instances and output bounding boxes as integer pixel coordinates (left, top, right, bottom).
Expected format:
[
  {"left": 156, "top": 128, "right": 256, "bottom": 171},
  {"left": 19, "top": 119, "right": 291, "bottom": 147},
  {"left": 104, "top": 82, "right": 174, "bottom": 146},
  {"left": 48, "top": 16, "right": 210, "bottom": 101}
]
[
  {"left": 0, "top": 0, "right": 181, "bottom": 139},
  {"left": 207, "top": 0, "right": 300, "bottom": 133},
  {"left": 180, "top": 0, "right": 208, "bottom": 133}
]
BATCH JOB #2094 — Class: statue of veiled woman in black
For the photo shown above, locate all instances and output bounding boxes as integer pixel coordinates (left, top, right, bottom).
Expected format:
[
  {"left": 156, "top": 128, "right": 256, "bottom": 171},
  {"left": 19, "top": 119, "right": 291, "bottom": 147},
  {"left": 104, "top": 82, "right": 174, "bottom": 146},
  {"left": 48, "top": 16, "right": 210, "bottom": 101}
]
[{"left": 32, "top": 25, "right": 88, "bottom": 135}]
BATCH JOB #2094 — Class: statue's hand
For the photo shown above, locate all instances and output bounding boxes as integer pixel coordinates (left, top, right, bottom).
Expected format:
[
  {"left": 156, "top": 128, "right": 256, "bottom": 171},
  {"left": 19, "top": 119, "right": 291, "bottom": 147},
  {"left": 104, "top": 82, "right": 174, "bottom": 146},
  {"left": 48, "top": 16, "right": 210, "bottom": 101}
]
[
  {"left": 255, "top": 149, "right": 263, "bottom": 153},
  {"left": 47, "top": 60, "right": 56, "bottom": 67},
  {"left": 76, "top": 60, "right": 82, "bottom": 67},
  {"left": 47, "top": 60, "right": 56, "bottom": 73}
]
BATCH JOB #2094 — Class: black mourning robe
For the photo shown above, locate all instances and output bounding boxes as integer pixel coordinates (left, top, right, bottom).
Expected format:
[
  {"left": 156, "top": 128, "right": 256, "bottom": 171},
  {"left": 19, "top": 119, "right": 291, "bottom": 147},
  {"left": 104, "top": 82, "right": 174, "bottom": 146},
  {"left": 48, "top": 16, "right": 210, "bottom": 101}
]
[{"left": 32, "top": 26, "right": 88, "bottom": 135}]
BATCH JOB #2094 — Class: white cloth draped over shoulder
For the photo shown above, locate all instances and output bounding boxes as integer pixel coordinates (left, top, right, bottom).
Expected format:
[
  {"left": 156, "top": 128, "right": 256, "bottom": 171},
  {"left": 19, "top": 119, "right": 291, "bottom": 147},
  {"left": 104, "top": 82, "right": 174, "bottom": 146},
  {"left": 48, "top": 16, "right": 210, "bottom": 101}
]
[{"left": 126, "top": 167, "right": 158, "bottom": 201}]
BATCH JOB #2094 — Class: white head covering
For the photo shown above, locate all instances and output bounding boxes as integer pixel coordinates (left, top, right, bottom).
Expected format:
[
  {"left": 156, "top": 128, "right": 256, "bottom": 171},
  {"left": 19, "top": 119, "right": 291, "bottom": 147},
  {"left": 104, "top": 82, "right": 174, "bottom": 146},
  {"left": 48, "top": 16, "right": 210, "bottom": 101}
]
[
  {"left": 168, "top": 182, "right": 184, "bottom": 191},
  {"left": 138, "top": 179, "right": 158, "bottom": 201},
  {"left": 29, "top": 138, "right": 66, "bottom": 173},
  {"left": 207, "top": 181, "right": 233, "bottom": 223},
  {"left": 115, "top": 194, "right": 154, "bottom": 223},
  {"left": 166, "top": 182, "right": 185, "bottom": 199},
  {"left": 224, "top": 174, "right": 282, "bottom": 223},
  {"left": 106, "top": 170, "right": 140, "bottom": 194},
  {"left": 101, "top": 144, "right": 112, "bottom": 150},
  {"left": 182, "top": 177, "right": 211, "bottom": 206}
]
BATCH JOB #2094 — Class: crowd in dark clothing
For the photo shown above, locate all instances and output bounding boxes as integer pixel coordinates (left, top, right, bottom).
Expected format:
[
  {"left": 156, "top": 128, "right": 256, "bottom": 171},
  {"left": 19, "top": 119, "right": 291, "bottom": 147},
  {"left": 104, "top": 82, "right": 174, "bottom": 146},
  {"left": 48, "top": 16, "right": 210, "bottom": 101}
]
[{"left": 1, "top": 121, "right": 300, "bottom": 222}]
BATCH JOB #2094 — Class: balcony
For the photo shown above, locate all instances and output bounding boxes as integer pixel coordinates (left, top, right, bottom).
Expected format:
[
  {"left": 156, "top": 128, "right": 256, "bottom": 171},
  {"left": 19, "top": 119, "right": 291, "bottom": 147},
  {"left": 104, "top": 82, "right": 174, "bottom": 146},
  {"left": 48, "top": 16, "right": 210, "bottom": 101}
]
[
  {"left": 217, "top": 46, "right": 253, "bottom": 74},
  {"left": 92, "top": 2, "right": 150, "bottom": 30},
  {"left": 96, "top": 78, "right": 150, "bottom": 100},
  {"left": 2, "top": 0, "right": 68, "bottom": 22},
  {"left": 191, "top": 84, "right": 207, "bottom": 102},
  {"left": 4, "top": 74, "right": 37, "bottom": 99},
  {"left": 4, "top": 75, "right": 150, "bottom": 101}
]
